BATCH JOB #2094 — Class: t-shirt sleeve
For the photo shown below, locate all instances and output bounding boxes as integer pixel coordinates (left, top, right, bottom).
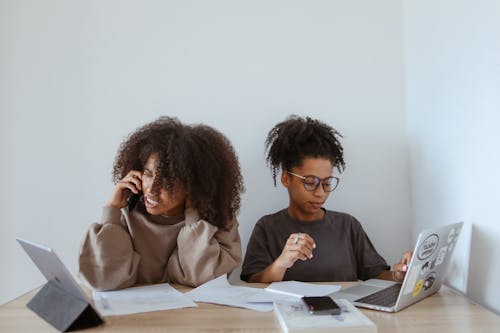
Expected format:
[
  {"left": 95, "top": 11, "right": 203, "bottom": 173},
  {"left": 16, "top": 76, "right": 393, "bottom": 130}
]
[
  {"left": 240, "top": 219, "right": 275, "bottom": 282},
  {"left": 351, "top": 218, "right": 390, "bottom": 280}
]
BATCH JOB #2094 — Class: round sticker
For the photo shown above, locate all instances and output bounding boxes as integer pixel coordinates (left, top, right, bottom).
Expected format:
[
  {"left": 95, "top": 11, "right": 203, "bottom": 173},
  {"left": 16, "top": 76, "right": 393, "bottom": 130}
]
[
  {"left": 413, "top": 279, "right": 424, "bottom": 297},
  {"left": 423, "top": 272, "right": 437, "bottom": 291},
  {"left": 418, "top": 234, "right": 439, "bottom": 260}
]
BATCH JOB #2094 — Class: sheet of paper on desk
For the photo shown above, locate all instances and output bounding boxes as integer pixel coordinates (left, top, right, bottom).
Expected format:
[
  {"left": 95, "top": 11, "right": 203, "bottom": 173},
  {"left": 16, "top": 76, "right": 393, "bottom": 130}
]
[
  {"left": 93, "top": 283, "right": 197, "bottom": 316},
  {"left": 185, "top": 275, "right": 274, "bottom": 312},
  {"left": 259, "top": 281, "right": 341, "bottom": 299}
]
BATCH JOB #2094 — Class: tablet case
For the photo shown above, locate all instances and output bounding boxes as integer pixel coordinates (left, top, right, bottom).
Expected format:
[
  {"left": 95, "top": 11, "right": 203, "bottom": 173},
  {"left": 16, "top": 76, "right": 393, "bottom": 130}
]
[{"left": 27, "top": 280, "right": 103, "bottom": 332}]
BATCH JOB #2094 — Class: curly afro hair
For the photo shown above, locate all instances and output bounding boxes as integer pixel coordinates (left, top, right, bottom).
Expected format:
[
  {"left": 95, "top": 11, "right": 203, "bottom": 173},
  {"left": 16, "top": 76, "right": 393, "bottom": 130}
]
[
  {"left": 112, "top": 116, "right": 244, "bottom": 229},
  {"left": 265, "top": 115, "right": 346, "bottom": 185}
]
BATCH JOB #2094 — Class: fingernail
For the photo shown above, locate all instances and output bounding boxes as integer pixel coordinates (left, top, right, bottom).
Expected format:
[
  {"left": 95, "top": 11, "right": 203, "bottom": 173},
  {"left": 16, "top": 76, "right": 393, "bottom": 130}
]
[
  {"left": 313, "top": 243, "right": 316, "bottom": 248},
  {"left": 403, "top": 265, "right": 408, "bottom": 271}
]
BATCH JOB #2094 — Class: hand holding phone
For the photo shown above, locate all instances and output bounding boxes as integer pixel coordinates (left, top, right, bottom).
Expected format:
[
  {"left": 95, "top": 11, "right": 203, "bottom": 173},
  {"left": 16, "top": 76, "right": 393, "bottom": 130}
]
[
  {"left": 302, "top": 296, "right": 341, "bottom": 315},
  {"left": 106, "top": 170, "right": 143, "bottom": 210},
  {"left": 127, "top": 192, "right": 142, "bottom": 212},
  {"left": 127, "top": 192, "right": 142, "bottom": 211}
]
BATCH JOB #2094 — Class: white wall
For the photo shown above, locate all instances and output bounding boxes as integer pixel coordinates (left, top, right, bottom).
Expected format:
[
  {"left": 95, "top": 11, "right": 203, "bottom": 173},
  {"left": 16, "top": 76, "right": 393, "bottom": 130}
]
[
  {"left": 0, "top": 0, "right": 411, "bottom": 304},
  {"left": 404, "top": 0, "right": 500, "bottom": 314}
]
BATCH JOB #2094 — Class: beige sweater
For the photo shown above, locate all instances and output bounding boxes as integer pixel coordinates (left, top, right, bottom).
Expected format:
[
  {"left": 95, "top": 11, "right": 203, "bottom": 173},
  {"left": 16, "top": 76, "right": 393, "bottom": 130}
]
[{"left": 79, "top": 207, "right": 242, "bottom": 291}]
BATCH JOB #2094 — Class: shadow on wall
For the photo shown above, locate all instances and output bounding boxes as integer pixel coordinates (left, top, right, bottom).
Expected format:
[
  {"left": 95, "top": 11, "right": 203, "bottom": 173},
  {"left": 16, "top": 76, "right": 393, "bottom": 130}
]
[
  {"left": 466, "top": 224, "right": 497, "bottom": 314},
  {"left": 445, "top": 222, "right": 471, "bottom": 293}
]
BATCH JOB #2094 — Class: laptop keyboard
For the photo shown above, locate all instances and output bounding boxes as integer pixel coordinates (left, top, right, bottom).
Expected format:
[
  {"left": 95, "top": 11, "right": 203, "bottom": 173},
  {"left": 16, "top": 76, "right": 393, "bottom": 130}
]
[{"left": 354, "top": 283, "right": 402, "bottom": 308}]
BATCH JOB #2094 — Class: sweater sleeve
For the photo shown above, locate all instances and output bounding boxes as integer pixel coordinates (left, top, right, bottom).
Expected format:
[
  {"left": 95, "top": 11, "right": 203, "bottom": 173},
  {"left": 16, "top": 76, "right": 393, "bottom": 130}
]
[
  {"left": 78, "top": 207, "right": 141, "bottom": 291},
  {"left": 166, "top": 208, "right": 242, "bottom": 287}
]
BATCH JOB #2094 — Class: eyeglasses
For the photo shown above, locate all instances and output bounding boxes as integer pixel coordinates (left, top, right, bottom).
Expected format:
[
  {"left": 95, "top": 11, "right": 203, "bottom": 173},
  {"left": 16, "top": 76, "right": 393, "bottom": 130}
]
[{"left": 287, "top": 171, "right": 339, "bottom": 192}]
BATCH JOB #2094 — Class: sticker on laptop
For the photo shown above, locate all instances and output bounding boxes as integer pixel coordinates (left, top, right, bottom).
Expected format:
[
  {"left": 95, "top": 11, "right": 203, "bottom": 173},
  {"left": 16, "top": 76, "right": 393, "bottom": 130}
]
[
  {"left": 413, "top": 279, "right": 424, "bottom": 297},
  {"left": 429, "top": 257, "right": 437, "bottom": 270},
  {"left": 447, "top": 228, "right": 456, "bottom": 244},
  {"left": 403, "top": 263, "right": 421, "bottom": 296},
  {"left": 423, "top": 272, "right": 437, "bottom": 291},
  {"left": 418, "top": 234, "right": 439, "bottom": 260},
  {"left": 420, "top": 261, "right": 431, "bottom": 275},
  {"left": 435, "top": 246, "right": 448, "bottom": 266}
]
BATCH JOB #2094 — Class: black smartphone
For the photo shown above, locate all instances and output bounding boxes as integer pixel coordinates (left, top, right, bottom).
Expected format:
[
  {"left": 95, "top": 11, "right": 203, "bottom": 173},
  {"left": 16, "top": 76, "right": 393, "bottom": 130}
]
[
  {"left": 127, "top": 192, "right": 142, "bottom": 211},
  {"left": 302, "top": 296, "right": 341, "bottom": 315}
]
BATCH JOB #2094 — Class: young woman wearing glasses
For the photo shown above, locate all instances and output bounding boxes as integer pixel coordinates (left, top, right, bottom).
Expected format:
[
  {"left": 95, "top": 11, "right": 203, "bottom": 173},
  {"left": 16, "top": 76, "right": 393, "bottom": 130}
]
[{"left": 241, "top": 115, "right": 411, "bottom": 283}]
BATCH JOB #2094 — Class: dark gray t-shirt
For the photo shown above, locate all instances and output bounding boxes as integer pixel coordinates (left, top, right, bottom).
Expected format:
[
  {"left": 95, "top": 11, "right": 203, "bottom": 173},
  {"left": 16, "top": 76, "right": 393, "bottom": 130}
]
[{"left": 241, "top": 209, "right": 389, "bottom": 282}]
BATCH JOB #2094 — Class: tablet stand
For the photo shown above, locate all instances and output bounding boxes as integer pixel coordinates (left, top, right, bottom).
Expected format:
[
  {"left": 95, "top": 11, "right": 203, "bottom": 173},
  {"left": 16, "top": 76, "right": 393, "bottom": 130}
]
[{"left": 26, "top": 280, "right": 103, "bottom": 332}]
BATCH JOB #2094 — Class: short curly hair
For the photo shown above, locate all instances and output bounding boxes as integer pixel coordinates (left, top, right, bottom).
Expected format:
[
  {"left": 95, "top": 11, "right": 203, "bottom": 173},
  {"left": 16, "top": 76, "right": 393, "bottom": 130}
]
[
  {"left": 112, "top": 116, "right": 244, "bottom": 228},
  {"left": 265, "top": 115, "right": 346, "bottom": 185}
]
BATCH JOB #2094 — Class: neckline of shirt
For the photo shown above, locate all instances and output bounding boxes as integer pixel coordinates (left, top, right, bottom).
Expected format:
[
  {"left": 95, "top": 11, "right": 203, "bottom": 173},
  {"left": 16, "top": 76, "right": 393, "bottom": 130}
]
[
  {"left": 283, "top": 208, "right": 328, "bottom": 226},
  {"left": 147, "top": 212, "right": 185, "bottom": 226}
]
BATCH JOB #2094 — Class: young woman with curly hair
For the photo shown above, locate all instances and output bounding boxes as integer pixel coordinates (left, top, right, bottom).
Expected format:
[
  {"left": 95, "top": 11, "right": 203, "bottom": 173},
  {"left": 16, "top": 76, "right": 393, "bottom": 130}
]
[
  {"left": 241, "top": 115, "right": 411, "bottom": 283},
  {"left": 79, "top": 117, "right": 244, "bottom": 290}
]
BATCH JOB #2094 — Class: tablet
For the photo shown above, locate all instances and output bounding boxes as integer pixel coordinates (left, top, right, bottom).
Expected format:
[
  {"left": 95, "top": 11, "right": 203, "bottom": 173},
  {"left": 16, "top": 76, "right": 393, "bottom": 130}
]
[{"left": 16, "top": 237, "right": 92, "bottom": 304}]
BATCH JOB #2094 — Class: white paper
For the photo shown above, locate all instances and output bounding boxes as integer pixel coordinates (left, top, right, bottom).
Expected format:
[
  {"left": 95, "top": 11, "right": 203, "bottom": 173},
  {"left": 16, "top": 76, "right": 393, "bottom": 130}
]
[
  {"left": 246, "top": 290, "right": 299, "bottom": 303},
  {"left": 265, "top": 281, "right": 341, "bottom": 297},
  {"left": 274, "top": 299, "right": 376, "bottom": 332},
  {"left": 93, "top": 283, "right": 197, "bottom": 316},
  {"left": 185, "top": 275, "right": 274, "bottom": 312}
]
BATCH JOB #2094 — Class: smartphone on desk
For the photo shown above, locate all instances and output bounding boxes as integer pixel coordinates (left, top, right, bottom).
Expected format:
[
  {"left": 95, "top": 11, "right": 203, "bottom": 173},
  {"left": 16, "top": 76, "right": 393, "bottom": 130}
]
[
  {"left": 127, "top": 192, "right": 142, "bottom": 211},
  {"left": 302, "top": 296, "right": 341, "bottom": 315}
]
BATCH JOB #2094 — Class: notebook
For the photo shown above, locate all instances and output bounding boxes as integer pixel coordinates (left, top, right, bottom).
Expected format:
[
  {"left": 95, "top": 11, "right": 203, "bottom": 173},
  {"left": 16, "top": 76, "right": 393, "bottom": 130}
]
[
  {"left": 16, "top": 237, "right": 103, "bottom": 318},
  {"left": 330, "top": 222, "right": 463, "bottom": 312},
  {"left": 273, "top": 298, "right": 377, "bottom": 333}
]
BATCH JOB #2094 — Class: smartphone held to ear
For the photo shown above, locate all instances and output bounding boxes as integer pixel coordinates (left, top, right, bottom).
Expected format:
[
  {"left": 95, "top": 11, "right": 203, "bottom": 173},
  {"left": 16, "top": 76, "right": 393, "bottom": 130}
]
[
  {"left": 127, "top": 192, "right": 142, "bottom": 211},
  {"left": 302, "top": 296, "right": 341, "bottom": 315}
]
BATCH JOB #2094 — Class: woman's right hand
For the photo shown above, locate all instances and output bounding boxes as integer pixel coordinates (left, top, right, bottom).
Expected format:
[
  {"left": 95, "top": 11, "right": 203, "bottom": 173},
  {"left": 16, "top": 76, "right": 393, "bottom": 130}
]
[
  {"left": 106, "top": 171, "right": 143, "bottom": 209},
  {"left": 275, "top": 233, "right": 316, "bottom": 269}
]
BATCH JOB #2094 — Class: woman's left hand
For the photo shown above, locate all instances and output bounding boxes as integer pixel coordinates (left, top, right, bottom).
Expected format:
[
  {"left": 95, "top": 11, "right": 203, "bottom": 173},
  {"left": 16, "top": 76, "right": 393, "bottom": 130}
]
[{"left": 393, "top": 250, "right": 413, "bottom": 282}]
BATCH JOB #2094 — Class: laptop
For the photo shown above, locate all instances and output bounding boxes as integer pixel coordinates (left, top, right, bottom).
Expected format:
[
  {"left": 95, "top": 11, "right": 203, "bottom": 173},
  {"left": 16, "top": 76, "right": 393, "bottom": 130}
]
[
  {"left": 16, "top": 237, "right": 103, "bottom": 319},
  {"left": 330, "top": 222, "right": 463, "bottom": 312}
]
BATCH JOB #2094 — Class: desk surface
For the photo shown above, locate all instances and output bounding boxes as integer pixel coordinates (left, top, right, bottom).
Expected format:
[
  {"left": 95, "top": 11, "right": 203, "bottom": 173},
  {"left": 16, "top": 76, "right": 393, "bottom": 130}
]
[{"left": 1, "top": 282, "right": 499, "bottom": 332}]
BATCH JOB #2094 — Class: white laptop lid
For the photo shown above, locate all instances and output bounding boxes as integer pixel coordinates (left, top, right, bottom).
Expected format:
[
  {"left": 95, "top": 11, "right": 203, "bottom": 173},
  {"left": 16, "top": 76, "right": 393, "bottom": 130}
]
[
  {"left": 332, "top": 222, "right": 464, "bottom": 312},
  {"left": 392, "top": 221, "right": 463, "bottom": 311}
]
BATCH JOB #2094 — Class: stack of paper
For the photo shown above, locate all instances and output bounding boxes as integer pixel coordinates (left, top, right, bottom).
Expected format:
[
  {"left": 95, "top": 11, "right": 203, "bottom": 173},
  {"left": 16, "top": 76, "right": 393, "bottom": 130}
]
[
  {"left": 267, "top": 281, "right": 340, "bottom": 297},
  {"left": 186, "top": 276, "right": 341, "bottom": 311},
  {"left": 92, "top": 276, "right": 342, "bottom": 316},
  {"left": 93, "top": 283, "right": 197, "bottom": 316},
  {"left": 274, "top": 298, "right": 377, "bottom": 333},
  {"left": 247, "top": 281, "right": 341, "bottom": 303},
  {"left": 185, "top": 275, "right": 274, "bottom": 312}
]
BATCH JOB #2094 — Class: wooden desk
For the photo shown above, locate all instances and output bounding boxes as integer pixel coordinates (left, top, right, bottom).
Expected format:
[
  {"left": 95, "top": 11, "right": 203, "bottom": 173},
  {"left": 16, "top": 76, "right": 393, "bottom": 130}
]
[{"left": 1, "top": 282, "right": 499, "bottom": 332}]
